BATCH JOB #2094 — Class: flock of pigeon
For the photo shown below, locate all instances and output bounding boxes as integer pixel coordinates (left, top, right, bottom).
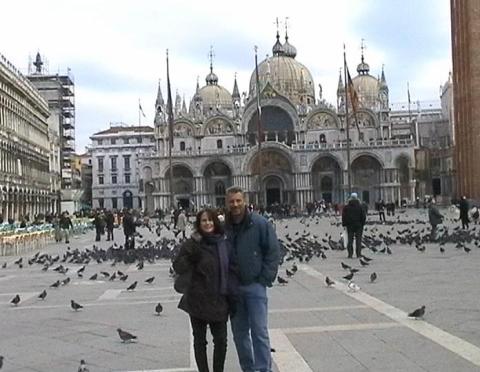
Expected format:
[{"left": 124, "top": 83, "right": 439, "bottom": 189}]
[{"left": 1, "top": 211, "right": 479, "bottom": 370}]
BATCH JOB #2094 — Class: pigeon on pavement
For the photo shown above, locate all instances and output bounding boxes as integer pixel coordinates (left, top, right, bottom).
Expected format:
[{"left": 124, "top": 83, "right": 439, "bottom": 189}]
[
  {"left": 117, "top": 328, "right": 137, "bottom": 342},
  {"left": 408, "top": 305, "right": 426, "bottom": 319}
]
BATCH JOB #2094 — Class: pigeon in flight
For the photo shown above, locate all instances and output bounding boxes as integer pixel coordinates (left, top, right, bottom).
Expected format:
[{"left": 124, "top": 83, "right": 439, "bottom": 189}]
[{"left": 117, "top": 328, "right": 137, "bottom": 343}]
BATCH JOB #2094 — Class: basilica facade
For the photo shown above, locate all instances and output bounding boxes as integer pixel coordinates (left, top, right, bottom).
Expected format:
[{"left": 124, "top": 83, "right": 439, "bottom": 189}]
[{"left": 138, "top": 33, "right": 416, "bottom": 212}]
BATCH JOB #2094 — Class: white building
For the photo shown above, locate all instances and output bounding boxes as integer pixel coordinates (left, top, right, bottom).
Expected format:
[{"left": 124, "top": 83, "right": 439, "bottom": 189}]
[{"left": 90, "top": 124, "right": 155, "bottom": 210}]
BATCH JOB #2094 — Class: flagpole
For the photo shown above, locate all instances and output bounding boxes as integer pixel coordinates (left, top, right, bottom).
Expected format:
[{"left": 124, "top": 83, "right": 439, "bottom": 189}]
[
  {"left": 166, "top": 49, "right": 175, "bottom": 210},
  {"left": 343, "top": 45, "right": 352, "bottom": 198},
  {"left": 254, "top": 46, "right": 263, "bottom": 207},
  {"left": 138, "top": 98, "right": 141, "bottom": 127}
]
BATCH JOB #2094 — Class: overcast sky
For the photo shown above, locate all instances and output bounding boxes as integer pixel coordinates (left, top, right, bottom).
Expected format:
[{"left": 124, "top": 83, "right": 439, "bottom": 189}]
[{"left": 1, "top": 0, "right": 451, "bottom": 152}]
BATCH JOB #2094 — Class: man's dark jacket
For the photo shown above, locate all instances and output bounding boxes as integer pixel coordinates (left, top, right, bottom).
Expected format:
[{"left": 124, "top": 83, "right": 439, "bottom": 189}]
[
  {"left": 342, "top": 199, "right": 367, "bottom": 230},
  {"left": 224, "top": 210, "right": 280, "bottom": 287}
]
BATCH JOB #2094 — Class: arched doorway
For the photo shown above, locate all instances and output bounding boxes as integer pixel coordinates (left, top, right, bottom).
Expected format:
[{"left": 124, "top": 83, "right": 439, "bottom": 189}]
[
  {"left": 165, "top": 165, "right": 194, "bottom": 210},
  {"left": 247, "top": 106, "right": 295, "bottom": 145},
  {"left": 123, "top": 190, "right": 133, "bottom": 209},
  {"left": 311, "top": 156, "right": 342, "bottom": 203},
  {"left": 351, "top": 155, "right": 382, "bottom": 204},
  {"left": 250, "top": 149, "right": 294, "bottom": 206},
  {"left": 264, "top": 176, "right": 283, "bottom": 205},
  {"left": 204, "top": 161, "right": 232, "bottom": 207}
]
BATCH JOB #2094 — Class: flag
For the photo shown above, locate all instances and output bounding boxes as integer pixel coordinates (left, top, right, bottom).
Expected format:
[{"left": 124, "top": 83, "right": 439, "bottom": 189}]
[
  {"left": 254, "top": 47, "right": 263, "bottom": 146},
  {"left": 166, "top": 50, "right": 174, "bottom": 147},
  {"left": 345, "top": 58, "right": 363, "bottom": 140},
  {"left": 139, "top": 101, "right": 146, "bottom": 118}
]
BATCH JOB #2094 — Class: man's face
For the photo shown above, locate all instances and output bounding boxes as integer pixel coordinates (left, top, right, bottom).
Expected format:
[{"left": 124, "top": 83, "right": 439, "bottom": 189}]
[{"left": 227, "top": 192, "right": 246, "bottom": 217}]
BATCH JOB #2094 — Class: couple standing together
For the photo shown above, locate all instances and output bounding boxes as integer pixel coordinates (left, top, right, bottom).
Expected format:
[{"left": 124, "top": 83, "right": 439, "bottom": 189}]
[{"left": 173, "top": 186, "right": 280, "bottom": 372}]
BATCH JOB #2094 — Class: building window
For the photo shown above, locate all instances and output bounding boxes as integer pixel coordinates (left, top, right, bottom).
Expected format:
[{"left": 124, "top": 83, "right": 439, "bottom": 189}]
[
  {"left": 112, "top": 198, "right": 118, "bottom": 209},
  {"left": 88, "top": 159, "right": 92, "bottom": 165},
  {"left": 137, "top": 137, "right": 143, "bottom": 144},
  {"left": 111, "top": 138, "right": 116, "bottom": 145},
  {"left": 112, "top": 175, "right": 117, "bottom": 184},
  {"left": 319, "top": 134, "right": 326, "bottom": 143},
  {"left": 97, "top": 139, "right": 103, "bottom": 145},
  {"left": 125, "top": 174, "right": 131, "bottom": 184},
  {"left": 98, "top": 157, "right": 104, "bottom": 172},
  {"left": 111, "top": 157, "right": 117, "bottom": 171},
  {"left": 124, "top": 137, "right": 130, "bottom": 144},
  {"left": 99, "top": 176, "right": 104, "bottom": 185},
  {"left": 124, "top": 156, "right": 130, "bottom": 170},
  {"left": 217, "top": 139, "right": 223, "bottom": 149},
  {"left": 98, "top": 198, "right": 104, "bottom": 209},
  {"left": 180, "top": 141, "right": 186, "bottom": 151}
]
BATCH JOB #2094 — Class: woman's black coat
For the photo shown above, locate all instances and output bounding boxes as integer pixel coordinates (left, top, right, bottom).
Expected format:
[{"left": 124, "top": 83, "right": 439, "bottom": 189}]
[{"left": 172, "top": 232, "right": 238, "bottom": 323}]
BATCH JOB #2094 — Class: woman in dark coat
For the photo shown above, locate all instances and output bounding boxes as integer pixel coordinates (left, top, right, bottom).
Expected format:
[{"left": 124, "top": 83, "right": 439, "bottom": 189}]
[
  {"left": 173, "top": 208, "right": 237, "bottom": 372},
  {"left": 459, "top": 196, "right": 470, "bottom": 229}
]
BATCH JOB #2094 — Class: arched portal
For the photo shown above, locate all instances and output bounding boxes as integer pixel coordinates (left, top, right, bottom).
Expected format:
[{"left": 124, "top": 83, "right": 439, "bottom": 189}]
[
  {"left": 204, "top": 161, "right": 232, "bottom": 207},
  {"left": 164, "top": 165, "right": 194, "bottom": 209},
  {"left": 311, "top": 156, "right": 342, "bottom": 203},
  {"left": 123, "top": 190, "right": 133, "bottom": 209},
  {"left": 351, "top": 155, "right": 382, "bottom": 204},
  {"left": 250, "top": 149, "right": 294, "bottom": 206},
  {"left": 247, "top": 106, "right": 295, "bottom": 145}
]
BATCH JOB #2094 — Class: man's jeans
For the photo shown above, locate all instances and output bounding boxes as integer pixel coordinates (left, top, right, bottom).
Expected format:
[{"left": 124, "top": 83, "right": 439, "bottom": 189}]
[{"left": 231, "top": 282, "right": 271, "bottom": 372}]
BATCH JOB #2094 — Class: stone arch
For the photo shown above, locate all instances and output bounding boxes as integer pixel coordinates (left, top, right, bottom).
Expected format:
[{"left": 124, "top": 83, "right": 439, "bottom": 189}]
[
  {"left": 306, "top": 108, "right": 341, "bottom": 130},
  {"left": 164, "top": 164, "right": 194, "bottom": 203},
  {"left": 311, "top": 155, "right": 343, "bottom": 203},
  {"left": 123, "top": 190, "right": 133, "bottom": 209},
  {"left": 351, "top": 151, "right": 385, "bottom": 169},
  {"left": 204, "top": 117, "right": 236, "bottom": 136},
  {"left": 173, "top": 120, "right": 195, "bottom": 138},
  {"left": 246, "top": 105, "right": 295, "bottom": 145},
  {"left": 351, "top": 155, "right": 383, "bottom": 204},
  {"left": 203, "top": 160, "right": 233, "bottom": 207}
]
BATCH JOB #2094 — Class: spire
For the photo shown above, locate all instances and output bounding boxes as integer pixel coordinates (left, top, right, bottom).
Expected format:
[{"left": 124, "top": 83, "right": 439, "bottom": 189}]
[
  {"left": 232, "top": 72, "right": 240, "bottom": 99},
  {"left": 206, "top": 46, "right": 219, "bottom": 85},
  {"left": 155, "top": 79, "right": 164, "bottom": 108},
  {"left": 272, "top": 17, "right": 285, "bottom": 56},
  {"left": 283, "top": 17, "right": 297, "bottom": 58},
  {"left": 195, "top": 76, "right": 200, "bottom": 94},
  {"left": 337, "top": 68, "right": 345, "bottom": 93},
  {"left": 357, "top": 39, "right": 370, "bottom": 75},
  {"left": 33, "top": 51, "right": 43, "bottom": 74},
  {"left": 379, "top": 64, "right": 388, "bottom": 92},
  {"left": 181, "top": 94, "right": 187, "bottom": 115}
]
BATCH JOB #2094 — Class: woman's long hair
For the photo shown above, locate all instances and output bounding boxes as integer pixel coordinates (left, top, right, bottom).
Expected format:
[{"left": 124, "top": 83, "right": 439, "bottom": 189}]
[{"left": 194, "top": 208, "right": 223, "bottom": 235}]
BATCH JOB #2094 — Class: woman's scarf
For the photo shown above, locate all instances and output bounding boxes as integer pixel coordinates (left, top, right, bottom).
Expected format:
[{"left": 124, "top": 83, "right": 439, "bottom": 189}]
[{"left": 202, "top": 233, "right": 229, "bottom": 295}]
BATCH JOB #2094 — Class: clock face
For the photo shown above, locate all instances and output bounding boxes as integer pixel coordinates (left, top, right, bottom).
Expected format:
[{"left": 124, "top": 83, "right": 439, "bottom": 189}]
[{"left": 308, "top": 112, "right": 337, "bottom": 130}]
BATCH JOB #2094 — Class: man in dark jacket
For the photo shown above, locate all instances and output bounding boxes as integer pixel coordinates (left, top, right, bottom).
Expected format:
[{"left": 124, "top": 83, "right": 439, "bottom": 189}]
[
  {"left": 342, "top": 193, "right": 367, "bottom": 259},
  {"left": 59, "top": 212, "right": 73, "bottom": 244},
  {"left": 459, "top": 196, "right": 470, "bottom": 229},
  {"left": 123, "top": 209, "right": 136, "bottom": 249},
  {"left": 105, "top": 210, "right": 115, "bottom": 241},
  {"left": 224, "top": 186, "right": 279, "bottom": 372}
]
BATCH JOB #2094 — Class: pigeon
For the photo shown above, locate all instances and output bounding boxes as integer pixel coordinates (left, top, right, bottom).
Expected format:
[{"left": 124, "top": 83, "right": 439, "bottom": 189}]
[
  {"left": 370, "top": 272, "right": 377, "bottom": 283},
  {"left": 50, "top": 280, "right": 61, "bottom": 288},
  {"left": 10, "top": 294, "right": 20, "bottom": 306},
  {"left": 126, "top": 281, "right": 138, "bottom": 291},
  {"left": 145, "top": 276, "right": 155, "bottom": 284},
  {"left": 440, "top": 246, "right": 445, "bottom": 253},
  {"left": 61, "top": 277, "right": 71, "bottom": 286},
  {"left": 78, "top": 359, "right": 89, "bottom": 372},
  {"left": 359, "top": 259, "right": 369, "bottom": 266},
  {"left": 1, "top": 262, "right": 6, "bottom": 268},
  {"left": 277, "top": 276, "right": 288, "bottom": 285},
  {"left": 341, "top": 262, "right": 351, "bottom": 270},
  {"left": 325, "top": 276, "right": 335, "bottom": 287},
  {"left": 361, "top": 256, "right": 373, "bottom": 262},
  {"left": 342, "top": 272, "right": 354, "bottom": 281},
  {"left": 101, "top": 271, "right": 110, "bottom": 278},
  {"left": 89, "top": 273, "right": 98, "bottom": 280},
  {"left": 285, "top": 269, "right": 294, "bottom": 278},
  {"left": 109, "top": 273, "right": 117, "bottom": 281},
  {"left": 0, "top": 355, "right": 3, "bottom": 368},
  {"left": 117, "top": 328, "right": 137, "bottom": 342},
  {"left": 408, "top": 305, "right": 426, "bottom": 319},
  {"left": 464, "top": 246, "right": 471, "bottom": 253},
  {"left": 350, "top": 268, "right": 360, "bottom": 274},
  {"left": 71, "top": 300, "right": 84, "bottom": 311},
  {"left": 155, "top": 302, "right": 163, "bottom": 315},
  {"left": 136, "top": 261, "right": 144, "bottom": 270},
  {"left": 38, "top": 290, "right": 47, "bottom": 300},
  {"left": 120, "top": 275, "right": 129, "bottom": 282}
]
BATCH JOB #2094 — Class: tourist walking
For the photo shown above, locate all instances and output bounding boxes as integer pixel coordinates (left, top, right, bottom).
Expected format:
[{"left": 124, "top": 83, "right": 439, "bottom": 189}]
[
  {"left": 428, "top": 199, "right": 443, "bottom": 241},
  {"left": 173, "top": 208, "right": 238, "bottom": 372},
  {"left": 105, "top": 210, "right": 115, "bottom": 241},
  {"left": 459, "top": 196, "right": 470, "bottom": 229},
  {"left": 59, "top": 211, "right": 73, "bottom": 244},
  {"left": 342, "top": 193, "right": 367, "bottom": 259},
  {"left": 224, "top": 186, "right": 280, "bottom": 372}
]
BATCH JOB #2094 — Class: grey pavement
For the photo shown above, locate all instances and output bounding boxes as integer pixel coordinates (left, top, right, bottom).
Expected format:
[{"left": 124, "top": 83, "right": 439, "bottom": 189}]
[{"left": 1, "top": 208, "right": 480, "bottom": 371}]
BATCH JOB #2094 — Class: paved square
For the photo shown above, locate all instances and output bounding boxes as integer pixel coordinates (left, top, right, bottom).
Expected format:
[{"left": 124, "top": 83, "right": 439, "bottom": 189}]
[{"left": 1, "top": 208, "right": 480, "bottom": 371}]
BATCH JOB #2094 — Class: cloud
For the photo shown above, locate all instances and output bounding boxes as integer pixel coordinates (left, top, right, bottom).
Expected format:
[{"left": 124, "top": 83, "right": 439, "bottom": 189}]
[{"left": 1, "top": 0, "right": 451, "bottom": 151}]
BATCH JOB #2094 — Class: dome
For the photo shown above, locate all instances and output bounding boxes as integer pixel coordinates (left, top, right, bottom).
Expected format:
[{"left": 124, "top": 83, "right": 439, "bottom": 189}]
[
  {"left": 352, "top": 74, "right": 379, "bottom": 108},
  {"left": 249, "top": 55, "right": 315, "bottom": 106},
  {"left": 197, "top": 84, "right": 233, "bottom": 112},
  {"left": 283, "top": 36, "right": 297, "bottom": 58}
]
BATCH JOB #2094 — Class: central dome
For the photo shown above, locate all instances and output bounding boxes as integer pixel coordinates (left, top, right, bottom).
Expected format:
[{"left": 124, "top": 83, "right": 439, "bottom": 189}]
[
  {"left": 249, "top": 55, "right": 315, "bottom": 106},
  {"left": 195, "top": 66, "right": 233, "bottom": 114}
]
